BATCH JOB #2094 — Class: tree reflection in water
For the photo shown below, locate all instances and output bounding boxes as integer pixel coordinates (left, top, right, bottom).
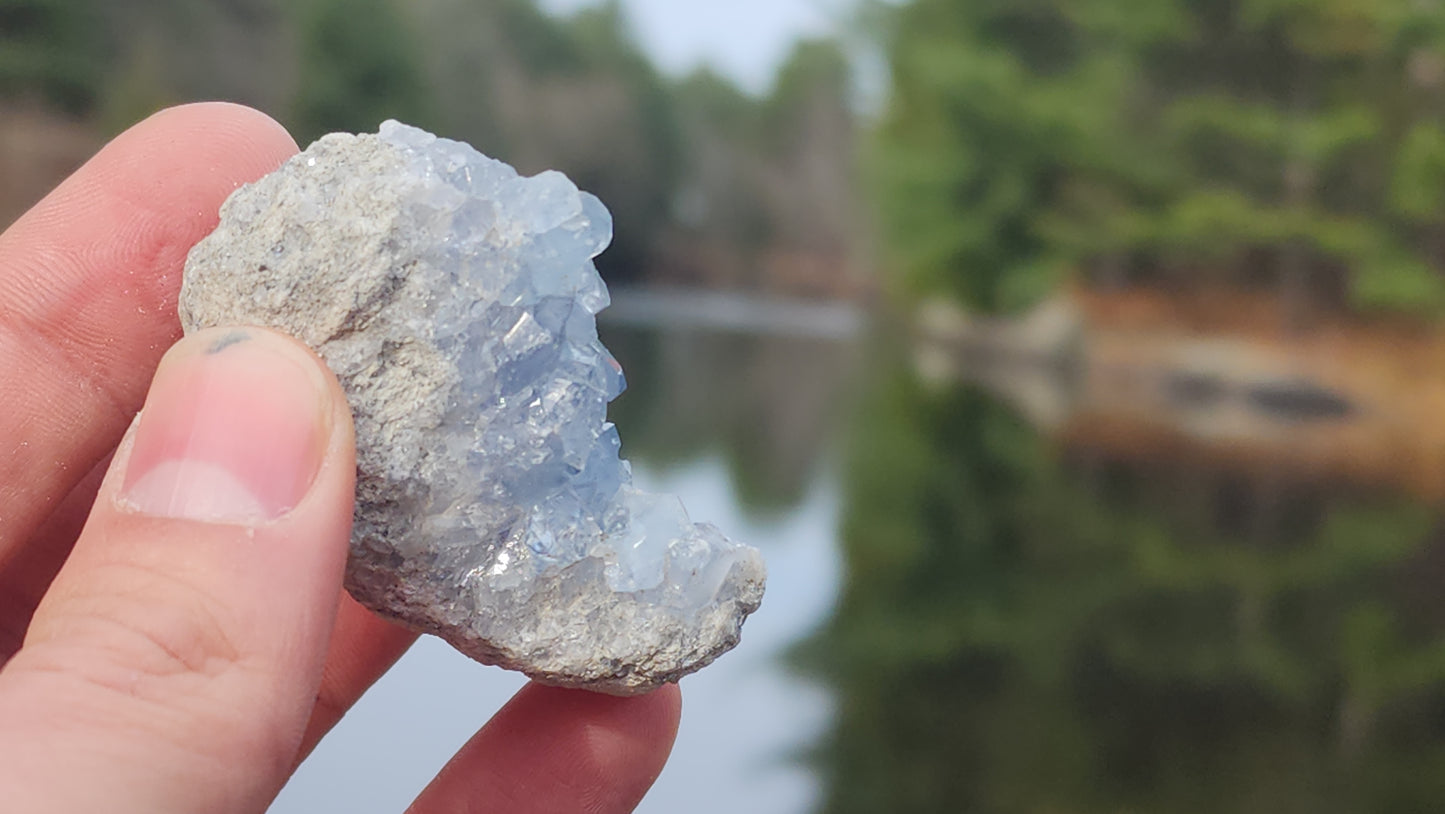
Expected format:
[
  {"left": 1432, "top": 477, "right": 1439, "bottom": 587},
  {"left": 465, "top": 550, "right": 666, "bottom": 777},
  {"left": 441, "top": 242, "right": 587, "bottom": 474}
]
[
  {"left": 602, "top": 323, "right": 858, "bottom": 515},
  {"left": 800, "top": 341, "right": 1445, "bottom": 813}
]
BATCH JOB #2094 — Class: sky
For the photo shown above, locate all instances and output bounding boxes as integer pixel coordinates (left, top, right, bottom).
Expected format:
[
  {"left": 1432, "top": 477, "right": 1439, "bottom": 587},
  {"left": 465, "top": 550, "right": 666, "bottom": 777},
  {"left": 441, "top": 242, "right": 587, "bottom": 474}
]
[{"left": 537, "top": 0, "right": 845, "bottom": 95}]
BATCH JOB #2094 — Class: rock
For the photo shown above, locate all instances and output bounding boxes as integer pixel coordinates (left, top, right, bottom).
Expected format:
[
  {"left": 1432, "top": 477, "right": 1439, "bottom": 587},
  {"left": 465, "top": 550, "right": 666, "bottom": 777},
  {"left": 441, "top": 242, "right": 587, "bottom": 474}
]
[{"left": 179, "top": 121, "right": 766, "bottom": 694}]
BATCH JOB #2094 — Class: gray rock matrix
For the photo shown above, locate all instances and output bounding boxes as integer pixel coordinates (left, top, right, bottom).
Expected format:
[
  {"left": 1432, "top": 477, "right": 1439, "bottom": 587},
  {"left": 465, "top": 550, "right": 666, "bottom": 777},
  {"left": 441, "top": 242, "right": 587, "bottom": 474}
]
[{"left": 179, "top": 121, "right": 765, "bottom": 694}]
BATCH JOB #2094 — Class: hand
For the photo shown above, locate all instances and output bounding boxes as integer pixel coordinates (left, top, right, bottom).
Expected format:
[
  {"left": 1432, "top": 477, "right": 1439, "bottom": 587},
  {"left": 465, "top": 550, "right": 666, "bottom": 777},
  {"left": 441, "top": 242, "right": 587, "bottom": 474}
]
[{"left": 0, "top": 103, "right": 680, "bottom": 813}]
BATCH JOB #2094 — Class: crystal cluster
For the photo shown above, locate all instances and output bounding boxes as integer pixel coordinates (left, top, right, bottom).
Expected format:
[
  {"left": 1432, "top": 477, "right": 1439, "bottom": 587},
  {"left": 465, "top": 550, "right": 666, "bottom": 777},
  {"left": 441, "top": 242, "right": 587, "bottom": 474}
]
[{"left": 179, "top": 122, "right": 766, "bottom": 694}]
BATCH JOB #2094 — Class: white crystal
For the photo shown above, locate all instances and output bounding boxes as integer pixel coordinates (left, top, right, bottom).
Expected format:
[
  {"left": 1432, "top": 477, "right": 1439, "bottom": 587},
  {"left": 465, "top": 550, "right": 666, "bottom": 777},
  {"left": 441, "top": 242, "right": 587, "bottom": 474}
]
[{"left": 178, "top": 122, "right": 766, "bottom": 694}]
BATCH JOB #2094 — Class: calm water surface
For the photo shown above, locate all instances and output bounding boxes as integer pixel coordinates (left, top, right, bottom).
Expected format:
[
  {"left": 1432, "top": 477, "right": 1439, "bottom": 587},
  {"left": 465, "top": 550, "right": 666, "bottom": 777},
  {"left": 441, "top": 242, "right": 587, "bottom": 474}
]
[
  {"left": 271, "top": 302, "right": 856, "bottom": 814},
  {"left": 273, "top": 293, "right": 1445, "bottom": 813}
]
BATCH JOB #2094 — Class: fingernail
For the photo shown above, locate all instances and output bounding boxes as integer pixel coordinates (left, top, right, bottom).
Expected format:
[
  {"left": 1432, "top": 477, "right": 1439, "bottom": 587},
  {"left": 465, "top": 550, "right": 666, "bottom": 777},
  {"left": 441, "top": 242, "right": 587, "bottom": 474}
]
[{"left": 118, "top": 327, "right": 333, "bottom": 524}]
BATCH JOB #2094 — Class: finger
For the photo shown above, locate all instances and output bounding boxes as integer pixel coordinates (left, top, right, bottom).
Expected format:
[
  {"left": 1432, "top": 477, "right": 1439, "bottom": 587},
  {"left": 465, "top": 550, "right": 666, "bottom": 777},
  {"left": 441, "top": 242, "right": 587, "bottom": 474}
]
[
  {"left": 0, "top": 453, "right": 108, "bottom": 663},
  {"left": 0, "top": 327, "right": 355, "bottom": 814},
  {"left": 0, "top": 467, "right": 418, "bottom": 749},
  {"left": 407, "top": 683, "right": 682, "bottom": 814},
  {"left": 0, "top": 102, "right": 297, "bottom": 564},
  {"left": 295, "top": 594, "right": 418, "bottom": 764}
]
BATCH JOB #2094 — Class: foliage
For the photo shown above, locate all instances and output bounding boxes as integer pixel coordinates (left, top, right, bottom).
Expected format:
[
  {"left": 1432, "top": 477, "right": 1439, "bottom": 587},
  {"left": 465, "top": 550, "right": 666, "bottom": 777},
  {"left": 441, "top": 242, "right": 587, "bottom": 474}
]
[
  {"left": 289, "top": 0, "right": 433, "bottom": 146},
  {"left": 799, "top": 352, "right": 1445, "bottom": 811},
  {"left": 2, "top": 0, "right": 858, "bottom": 292},
  {"left": 666, "top": 37, "right": 860, "bottom": 293},
  {"left": 872, "top": 0, "right": 1445, "bottom": 316},
  {"left": 0, "top": 0, "right": 104, "bottom": 113}
]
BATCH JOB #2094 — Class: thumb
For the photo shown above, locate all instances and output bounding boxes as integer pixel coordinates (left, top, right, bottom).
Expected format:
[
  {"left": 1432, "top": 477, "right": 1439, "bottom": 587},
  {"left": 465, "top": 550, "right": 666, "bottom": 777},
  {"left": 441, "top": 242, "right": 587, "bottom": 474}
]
[{"left": 0, "top": 327, "right": 356, "bottom": 814}]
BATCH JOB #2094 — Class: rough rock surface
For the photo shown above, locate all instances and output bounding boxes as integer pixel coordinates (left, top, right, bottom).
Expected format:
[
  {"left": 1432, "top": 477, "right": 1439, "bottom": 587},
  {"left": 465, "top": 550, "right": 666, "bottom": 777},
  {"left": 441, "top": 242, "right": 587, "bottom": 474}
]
[{"left": 179, "top": 121, "right": 766, "bottom": 694}]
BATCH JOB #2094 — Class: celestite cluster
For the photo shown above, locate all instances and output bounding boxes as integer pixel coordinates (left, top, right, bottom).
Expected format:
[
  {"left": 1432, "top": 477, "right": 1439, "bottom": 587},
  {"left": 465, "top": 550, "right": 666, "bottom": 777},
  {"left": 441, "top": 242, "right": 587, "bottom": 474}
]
[{"left": 179, "top": 121, "right": 766, "bottom": 694}]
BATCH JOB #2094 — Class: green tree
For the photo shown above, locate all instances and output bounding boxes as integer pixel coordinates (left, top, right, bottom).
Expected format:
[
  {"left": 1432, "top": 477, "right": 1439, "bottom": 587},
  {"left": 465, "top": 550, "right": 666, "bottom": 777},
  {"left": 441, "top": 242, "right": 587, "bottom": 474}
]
[
  {"left": 665, "top": 40, "right": 861, "bottom": 293},
  {"left": 872, "top": 0, "right": 1445, "bottom": 316},
  {"left": 289, "top": 0, "right": 433, "bottom": 146},
  {"left": 0, "top": 0, "right": 105, "bottom": 113}
]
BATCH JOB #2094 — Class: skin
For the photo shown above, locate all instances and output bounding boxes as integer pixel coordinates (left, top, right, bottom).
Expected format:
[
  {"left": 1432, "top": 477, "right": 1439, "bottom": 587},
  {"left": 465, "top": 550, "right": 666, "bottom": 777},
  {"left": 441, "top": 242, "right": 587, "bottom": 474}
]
[{"left": 0, "top": 103, "right": 681, "bottom": 813}]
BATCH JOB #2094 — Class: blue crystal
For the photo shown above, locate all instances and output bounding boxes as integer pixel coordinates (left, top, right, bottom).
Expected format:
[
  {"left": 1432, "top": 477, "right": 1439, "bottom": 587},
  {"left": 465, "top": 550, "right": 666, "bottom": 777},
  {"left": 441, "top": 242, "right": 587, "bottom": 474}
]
[{"left": 178, "top": 121, "right": 766, "bottom": 694}]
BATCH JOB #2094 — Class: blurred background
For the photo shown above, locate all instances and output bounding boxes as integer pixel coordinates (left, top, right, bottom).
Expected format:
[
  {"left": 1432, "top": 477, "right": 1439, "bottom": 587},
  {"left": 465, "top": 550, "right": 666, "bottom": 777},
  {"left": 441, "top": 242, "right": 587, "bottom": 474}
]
[{"left": 10, "top": 0, "right": 1445, "bottom": 811}]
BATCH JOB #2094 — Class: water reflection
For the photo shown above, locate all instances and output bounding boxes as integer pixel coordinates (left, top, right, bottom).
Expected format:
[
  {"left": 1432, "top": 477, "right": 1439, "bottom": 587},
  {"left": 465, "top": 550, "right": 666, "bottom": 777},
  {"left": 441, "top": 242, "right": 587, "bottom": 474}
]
[
  {"left": 273, "top": 298, "right": 1445, "bottom": 814},
  {"left": 271, "top": 312, "right": 857, "bottom": 814},
  {"left": 804, "top": 334, "right": 1445, "bottom": 813},
  {"left": 601, "top": 319, "right": 859, "bottom": 514},
  {"left": 629, "top": 459, "right": 840, "bottom": 814},
  {"left": 598, "top": 316, "right": 859, "bottom": 813}
]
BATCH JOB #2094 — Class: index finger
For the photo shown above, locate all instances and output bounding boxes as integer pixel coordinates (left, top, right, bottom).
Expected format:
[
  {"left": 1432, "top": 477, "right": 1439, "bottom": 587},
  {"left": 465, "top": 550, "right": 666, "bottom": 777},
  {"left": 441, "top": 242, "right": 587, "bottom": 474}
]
[{"left": 0, "top": 102, "right": 298, "bottom": 560}]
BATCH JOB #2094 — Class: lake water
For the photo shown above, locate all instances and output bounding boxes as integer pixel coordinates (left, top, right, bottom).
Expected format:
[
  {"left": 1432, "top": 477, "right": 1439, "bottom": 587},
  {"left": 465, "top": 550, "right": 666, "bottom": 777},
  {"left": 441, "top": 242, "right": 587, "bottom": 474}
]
[
  {"left": 273, "top": 291, "right": 1445, "bottom": 813},
  {"left": 270, "top": 295, "right": 860, "bottom": 814}
]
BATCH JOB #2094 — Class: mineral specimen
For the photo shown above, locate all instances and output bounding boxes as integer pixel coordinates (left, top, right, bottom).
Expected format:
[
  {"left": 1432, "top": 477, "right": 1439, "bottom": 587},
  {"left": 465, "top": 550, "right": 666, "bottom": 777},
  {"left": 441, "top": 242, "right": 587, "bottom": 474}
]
[{"left": 178, "top": 121, "right": 766, "bottom": 694}]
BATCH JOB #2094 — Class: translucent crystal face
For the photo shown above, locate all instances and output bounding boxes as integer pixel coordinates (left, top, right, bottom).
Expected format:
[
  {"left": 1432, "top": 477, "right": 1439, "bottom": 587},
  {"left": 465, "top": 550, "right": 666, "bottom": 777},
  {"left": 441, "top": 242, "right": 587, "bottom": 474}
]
[{"left": 178, "top": 121, "right": 766, "bottom": 694}]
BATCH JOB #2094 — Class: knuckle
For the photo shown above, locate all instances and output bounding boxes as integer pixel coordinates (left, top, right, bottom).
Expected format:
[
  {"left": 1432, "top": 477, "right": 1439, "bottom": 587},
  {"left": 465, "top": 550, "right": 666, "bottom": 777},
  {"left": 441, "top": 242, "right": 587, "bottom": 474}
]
[
  {"left": 27, "top": 558, "right": 246, "bottom": 692},
  {"left": 5, "top": 546, "right": 301, "bottom": 791},
  {"left": 13, "top": 558, "right": 291, "bottom": 780}
]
